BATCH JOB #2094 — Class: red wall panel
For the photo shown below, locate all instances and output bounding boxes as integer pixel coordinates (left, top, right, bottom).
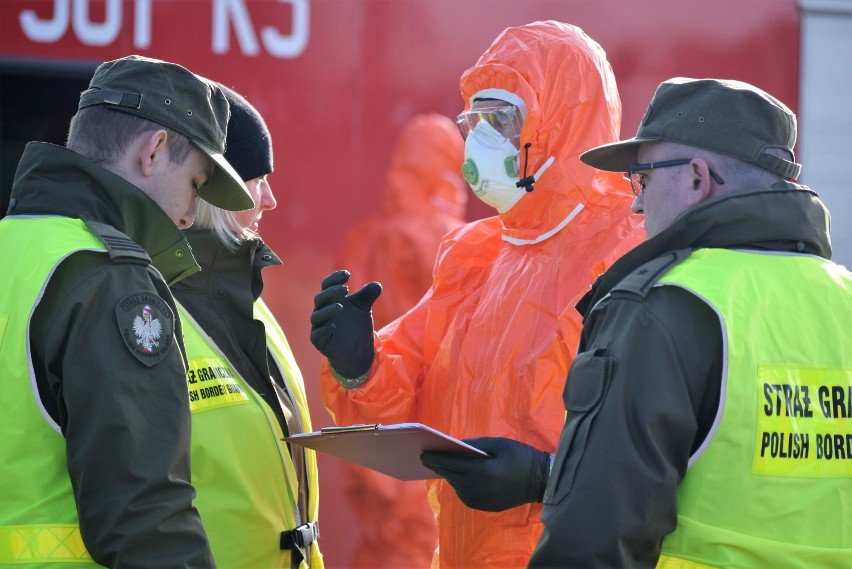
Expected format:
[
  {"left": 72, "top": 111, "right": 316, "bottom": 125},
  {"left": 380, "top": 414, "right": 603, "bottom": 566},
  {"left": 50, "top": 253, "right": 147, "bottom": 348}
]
[{"left": 0, "top": 1, "right": 799, "bottom": 565}]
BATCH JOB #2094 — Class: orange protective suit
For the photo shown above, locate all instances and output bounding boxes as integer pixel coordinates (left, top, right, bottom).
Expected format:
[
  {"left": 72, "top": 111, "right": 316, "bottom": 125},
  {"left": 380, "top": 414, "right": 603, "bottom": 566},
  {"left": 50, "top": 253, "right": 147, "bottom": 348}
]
[
  {"left": 334, "top": 113, "right": 467, "bottom": 569},
  {"left": 321, "top": 21, "right": 644, "bottom": 568}
]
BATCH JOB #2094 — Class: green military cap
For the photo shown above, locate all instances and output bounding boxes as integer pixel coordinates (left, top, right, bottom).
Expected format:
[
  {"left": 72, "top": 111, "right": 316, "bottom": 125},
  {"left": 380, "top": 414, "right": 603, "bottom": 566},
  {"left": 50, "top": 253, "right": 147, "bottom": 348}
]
[
  {"left": 581, "top": 77, "right": 802, "bottom": 180},
  {"left": 78, "top": 54, "right": 253, "bottom": 211}
]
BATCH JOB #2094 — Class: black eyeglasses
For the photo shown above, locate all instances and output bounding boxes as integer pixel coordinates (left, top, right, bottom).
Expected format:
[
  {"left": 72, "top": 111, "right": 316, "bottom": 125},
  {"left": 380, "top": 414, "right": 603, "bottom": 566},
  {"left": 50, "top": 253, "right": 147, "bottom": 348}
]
[{"left": 625, "top": 159, "right": 725, "bottom": 197}]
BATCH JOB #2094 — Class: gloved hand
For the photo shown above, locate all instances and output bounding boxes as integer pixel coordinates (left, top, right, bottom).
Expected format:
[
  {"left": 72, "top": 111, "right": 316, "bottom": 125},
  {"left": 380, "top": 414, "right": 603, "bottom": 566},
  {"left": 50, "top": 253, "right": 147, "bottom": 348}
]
[
  {"left": 310, "top": 270, "right": 382, "bottom": 379},
  {"left": 420, "top": 436, "right": 550, "bottom": 512}
]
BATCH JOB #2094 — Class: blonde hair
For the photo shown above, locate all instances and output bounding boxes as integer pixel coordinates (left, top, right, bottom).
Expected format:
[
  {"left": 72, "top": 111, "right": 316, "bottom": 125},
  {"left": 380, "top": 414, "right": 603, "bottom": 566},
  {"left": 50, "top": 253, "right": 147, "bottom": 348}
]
[{"left": 192, "top": 197, "right": 258, "bottom": 249}]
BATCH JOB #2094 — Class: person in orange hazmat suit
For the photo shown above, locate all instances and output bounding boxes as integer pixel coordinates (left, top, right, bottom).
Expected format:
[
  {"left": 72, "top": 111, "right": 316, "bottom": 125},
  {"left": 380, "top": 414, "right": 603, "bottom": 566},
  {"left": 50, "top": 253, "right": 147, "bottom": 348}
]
[
  {"left": 335, "top": 113, "right": 467, "bottom": 569},
  {"left": 309, "top": 20, "right": 644, "bottom": 568}
]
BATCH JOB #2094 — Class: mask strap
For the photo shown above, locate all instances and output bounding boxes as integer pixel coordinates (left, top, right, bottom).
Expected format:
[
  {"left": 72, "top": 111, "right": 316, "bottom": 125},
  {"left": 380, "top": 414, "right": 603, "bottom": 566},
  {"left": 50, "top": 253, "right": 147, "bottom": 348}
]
[
  {"left": 517, "top": 143, "right": 534, "bottom": 191},
  {"left": 516, "top": 143, "right": 555, "bottom": 193},
  {"left": 516, "top": 151, "right": 556, "bottom": 193},
  {"left": 522, "top": 143, "right": 532, "bottom": 177}
]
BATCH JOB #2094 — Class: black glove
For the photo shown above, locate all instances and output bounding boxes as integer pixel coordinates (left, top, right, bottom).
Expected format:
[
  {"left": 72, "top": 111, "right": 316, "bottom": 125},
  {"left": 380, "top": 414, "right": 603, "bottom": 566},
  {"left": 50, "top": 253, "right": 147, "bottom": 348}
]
[
  {"left": 420, "top": 436, "right": 550, "bottom": 512},
  {"left": 310, "top": 270, "right": 382, "bottom": 379}
]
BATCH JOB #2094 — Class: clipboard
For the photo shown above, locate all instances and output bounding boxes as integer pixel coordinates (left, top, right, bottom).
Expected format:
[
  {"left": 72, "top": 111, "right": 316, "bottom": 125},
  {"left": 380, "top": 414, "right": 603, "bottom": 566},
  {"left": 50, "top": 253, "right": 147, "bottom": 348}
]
[{"left": 284, "top": 423, "right": 487, "bottom": 481}]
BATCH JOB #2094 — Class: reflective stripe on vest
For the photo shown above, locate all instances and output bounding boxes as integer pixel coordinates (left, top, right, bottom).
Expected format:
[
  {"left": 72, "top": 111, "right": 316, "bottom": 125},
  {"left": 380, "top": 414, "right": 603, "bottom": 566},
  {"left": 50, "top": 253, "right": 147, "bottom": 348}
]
[
  {"left": 0, "top": 216, "right": 104, "bottom": 566},
  {"left": 179, "top": 303, "right": 323, "bottom": 568},
  {"left": 653, "top": 248, "right": 852, "bottom": 568},
  {"left": 0, "top": 525, "right": 89, "bottom": 564}
]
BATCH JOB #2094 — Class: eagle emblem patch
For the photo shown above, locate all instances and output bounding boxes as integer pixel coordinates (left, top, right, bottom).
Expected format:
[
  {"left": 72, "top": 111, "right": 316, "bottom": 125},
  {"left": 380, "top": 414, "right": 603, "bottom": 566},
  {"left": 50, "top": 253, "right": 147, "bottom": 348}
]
[
  {"left": 116, "top": 292, "right": 174, "bottom": 366},
  {"left": 133, "top": 305, "right": 163, "bottom": 352}
]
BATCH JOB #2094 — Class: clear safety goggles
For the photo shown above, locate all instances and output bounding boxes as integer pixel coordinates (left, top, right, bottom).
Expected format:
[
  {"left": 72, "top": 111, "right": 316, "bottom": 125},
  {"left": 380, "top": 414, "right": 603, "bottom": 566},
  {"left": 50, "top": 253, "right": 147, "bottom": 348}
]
[{"left": 456, "top": 105, "right": 523, "bottom": 145}]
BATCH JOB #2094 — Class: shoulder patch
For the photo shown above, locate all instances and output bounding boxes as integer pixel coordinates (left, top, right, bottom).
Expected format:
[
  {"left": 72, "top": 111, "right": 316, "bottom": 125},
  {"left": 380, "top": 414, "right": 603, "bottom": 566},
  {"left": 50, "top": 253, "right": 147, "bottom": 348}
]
[
  {"left": 84, "top": 220, "right": 151, "bottom": 265},
  {"left": 116, "top": 291, "right": 175, "bottom": 367},
  {"left": 612, "top": 248, "right": 693, "bottom": 298}
]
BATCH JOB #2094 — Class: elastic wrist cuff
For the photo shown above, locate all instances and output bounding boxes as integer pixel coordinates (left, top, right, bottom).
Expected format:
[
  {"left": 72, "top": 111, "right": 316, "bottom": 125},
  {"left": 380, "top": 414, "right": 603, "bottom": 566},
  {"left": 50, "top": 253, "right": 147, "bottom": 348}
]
[
  {"left": 538, "top": 452, "right": 555, "bottom": 502},
  {"left": 331, "top": 366, "right": 369, "bottom": 390}
]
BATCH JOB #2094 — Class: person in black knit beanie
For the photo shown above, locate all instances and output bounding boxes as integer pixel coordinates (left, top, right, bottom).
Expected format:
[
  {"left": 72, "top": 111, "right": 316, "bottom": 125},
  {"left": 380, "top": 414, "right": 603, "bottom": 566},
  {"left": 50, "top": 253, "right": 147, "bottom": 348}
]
[
  {"left": 220, "top": 84, "right": 273, "bottom": 183},
  {"left": 172, "top": 84, "right": 325, "bottom": 568}
]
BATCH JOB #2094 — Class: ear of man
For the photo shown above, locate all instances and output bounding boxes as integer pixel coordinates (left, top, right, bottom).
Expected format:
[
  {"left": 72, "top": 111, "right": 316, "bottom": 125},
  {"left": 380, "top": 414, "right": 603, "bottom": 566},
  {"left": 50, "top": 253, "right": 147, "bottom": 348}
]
[
  {"left": 139, "top": 130, "right": 170, "bottom": 177},
  {"left": 688, "top": 158, "right": 714, "bottom": 204}
]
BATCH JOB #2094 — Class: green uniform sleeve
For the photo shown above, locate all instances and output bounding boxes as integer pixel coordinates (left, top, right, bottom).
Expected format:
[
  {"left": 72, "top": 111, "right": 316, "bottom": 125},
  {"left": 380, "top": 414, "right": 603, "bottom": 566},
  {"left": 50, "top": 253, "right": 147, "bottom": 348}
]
[
  {"left": 530, "top": 287, "right": 721, "bottom": 568},
  {"left": 31, "top": 251, "right": 215, "bottom": 568}
]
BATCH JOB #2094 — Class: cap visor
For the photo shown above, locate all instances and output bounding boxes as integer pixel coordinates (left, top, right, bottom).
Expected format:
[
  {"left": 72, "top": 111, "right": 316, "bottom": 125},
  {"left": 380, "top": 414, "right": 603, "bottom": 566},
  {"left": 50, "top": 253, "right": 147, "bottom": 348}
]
[
  {"left": 192, "top": 140, "right": 254, "bottom": 211},
  {"left": 580, "top": 137, "right": 657, "bottom": 173}
]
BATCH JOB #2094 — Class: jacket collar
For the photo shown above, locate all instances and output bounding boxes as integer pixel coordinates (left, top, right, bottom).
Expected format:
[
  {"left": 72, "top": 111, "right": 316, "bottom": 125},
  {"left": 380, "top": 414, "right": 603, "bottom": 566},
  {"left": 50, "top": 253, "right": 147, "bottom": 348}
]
[
  {"left": 577, "top": 183, "right": 832, "bottom": 316},
  {"left": 177, "top": 228, "right": 280, "bottom": 301},
  {"left": 10, "top": 142, "right": 200, "bottom": 285}
]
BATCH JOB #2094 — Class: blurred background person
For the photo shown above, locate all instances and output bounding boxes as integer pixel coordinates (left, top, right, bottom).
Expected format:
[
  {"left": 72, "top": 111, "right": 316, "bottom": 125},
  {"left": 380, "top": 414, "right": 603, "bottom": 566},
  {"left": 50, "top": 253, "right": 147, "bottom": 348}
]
[
  {"left": 336, "top": 113, "right": 467, "bottom": 329},
  {"left": 171, "top": 84, "right": 323, "bottom": 568},
  {"left": 334, "top": 112, "right": 467, "bottom": 569}
]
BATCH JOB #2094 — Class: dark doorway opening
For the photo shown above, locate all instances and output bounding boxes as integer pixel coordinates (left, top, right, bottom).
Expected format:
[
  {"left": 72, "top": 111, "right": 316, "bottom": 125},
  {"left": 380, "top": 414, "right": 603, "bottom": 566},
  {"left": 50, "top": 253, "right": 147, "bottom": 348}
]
[{"left": 1, "top": 58, "right": 96, "bottom": 215}]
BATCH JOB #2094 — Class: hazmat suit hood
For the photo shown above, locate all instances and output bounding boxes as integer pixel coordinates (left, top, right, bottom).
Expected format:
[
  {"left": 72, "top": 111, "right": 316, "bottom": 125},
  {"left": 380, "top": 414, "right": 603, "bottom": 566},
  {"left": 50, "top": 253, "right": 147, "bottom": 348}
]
[
  {"left": 460, "top": 20, "right": 633, "bottom": 243},
  {"left": 382, "top": 113, "right": 467, "bottom": 219}
]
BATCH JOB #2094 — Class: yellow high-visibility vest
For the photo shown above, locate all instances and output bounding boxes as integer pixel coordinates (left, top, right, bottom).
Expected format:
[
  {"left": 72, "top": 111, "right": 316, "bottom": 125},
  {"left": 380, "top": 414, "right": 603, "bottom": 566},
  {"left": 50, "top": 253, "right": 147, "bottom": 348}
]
[
  {"left": 0, "top": 217, "right": 104, "bottom": 566},
  {"left": 180, "top": 299, "right": 323, "bottom": 568},
  {"left": 655, "top": 248, "right": 852, "bottom": 569}
]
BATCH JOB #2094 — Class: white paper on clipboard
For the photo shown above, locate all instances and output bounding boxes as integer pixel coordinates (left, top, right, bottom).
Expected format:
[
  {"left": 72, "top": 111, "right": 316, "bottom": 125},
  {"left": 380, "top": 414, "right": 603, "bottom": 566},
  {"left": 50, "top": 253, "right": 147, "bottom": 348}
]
[{"left": 284, "top": 423, "right": 487, "bottom": 481}]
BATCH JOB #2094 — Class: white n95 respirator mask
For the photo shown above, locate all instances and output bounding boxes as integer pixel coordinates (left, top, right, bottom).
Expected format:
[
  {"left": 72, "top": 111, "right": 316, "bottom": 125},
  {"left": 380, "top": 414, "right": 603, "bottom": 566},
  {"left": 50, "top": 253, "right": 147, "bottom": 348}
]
[{"left": 461, "top": 121, "right": 525, "bottom": 213}]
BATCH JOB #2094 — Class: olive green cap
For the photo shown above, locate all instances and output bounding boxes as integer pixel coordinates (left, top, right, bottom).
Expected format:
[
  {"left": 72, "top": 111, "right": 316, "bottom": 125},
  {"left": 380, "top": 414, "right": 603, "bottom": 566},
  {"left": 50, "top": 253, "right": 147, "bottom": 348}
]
[
  {"left": 581, "top": 77, "right": 802, "bottom": 179},
  {"left": 78, "top": 54, "right": 253, "bottom": 211}
]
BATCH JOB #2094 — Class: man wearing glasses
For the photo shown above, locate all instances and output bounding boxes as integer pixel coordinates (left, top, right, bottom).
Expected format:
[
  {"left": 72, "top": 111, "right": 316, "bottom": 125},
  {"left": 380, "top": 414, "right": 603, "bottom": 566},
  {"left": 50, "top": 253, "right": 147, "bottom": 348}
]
[
  {"left": 310, "top": 20, "right": 644, "bottom": 568},
  {"left": 427, "top": 77, "right": 852, "bottom": 567}
]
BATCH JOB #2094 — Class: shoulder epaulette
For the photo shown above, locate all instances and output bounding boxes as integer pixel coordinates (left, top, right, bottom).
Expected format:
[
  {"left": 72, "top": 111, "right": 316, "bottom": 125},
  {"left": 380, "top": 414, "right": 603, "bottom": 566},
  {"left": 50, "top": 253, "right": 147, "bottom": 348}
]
[
  {"left": 611, "top": 248, "right": 693, "bottom": 299},
  {"left": 84, "top": 220, "right": 152, "bottom": 265}
]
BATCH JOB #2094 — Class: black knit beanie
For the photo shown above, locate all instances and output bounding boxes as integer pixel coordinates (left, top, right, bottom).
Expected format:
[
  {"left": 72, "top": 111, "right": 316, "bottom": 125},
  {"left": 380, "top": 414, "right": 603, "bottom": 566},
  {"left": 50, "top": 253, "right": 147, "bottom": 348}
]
[{"left": 219, "top": 84, "right": 273, "bottom": 182}]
